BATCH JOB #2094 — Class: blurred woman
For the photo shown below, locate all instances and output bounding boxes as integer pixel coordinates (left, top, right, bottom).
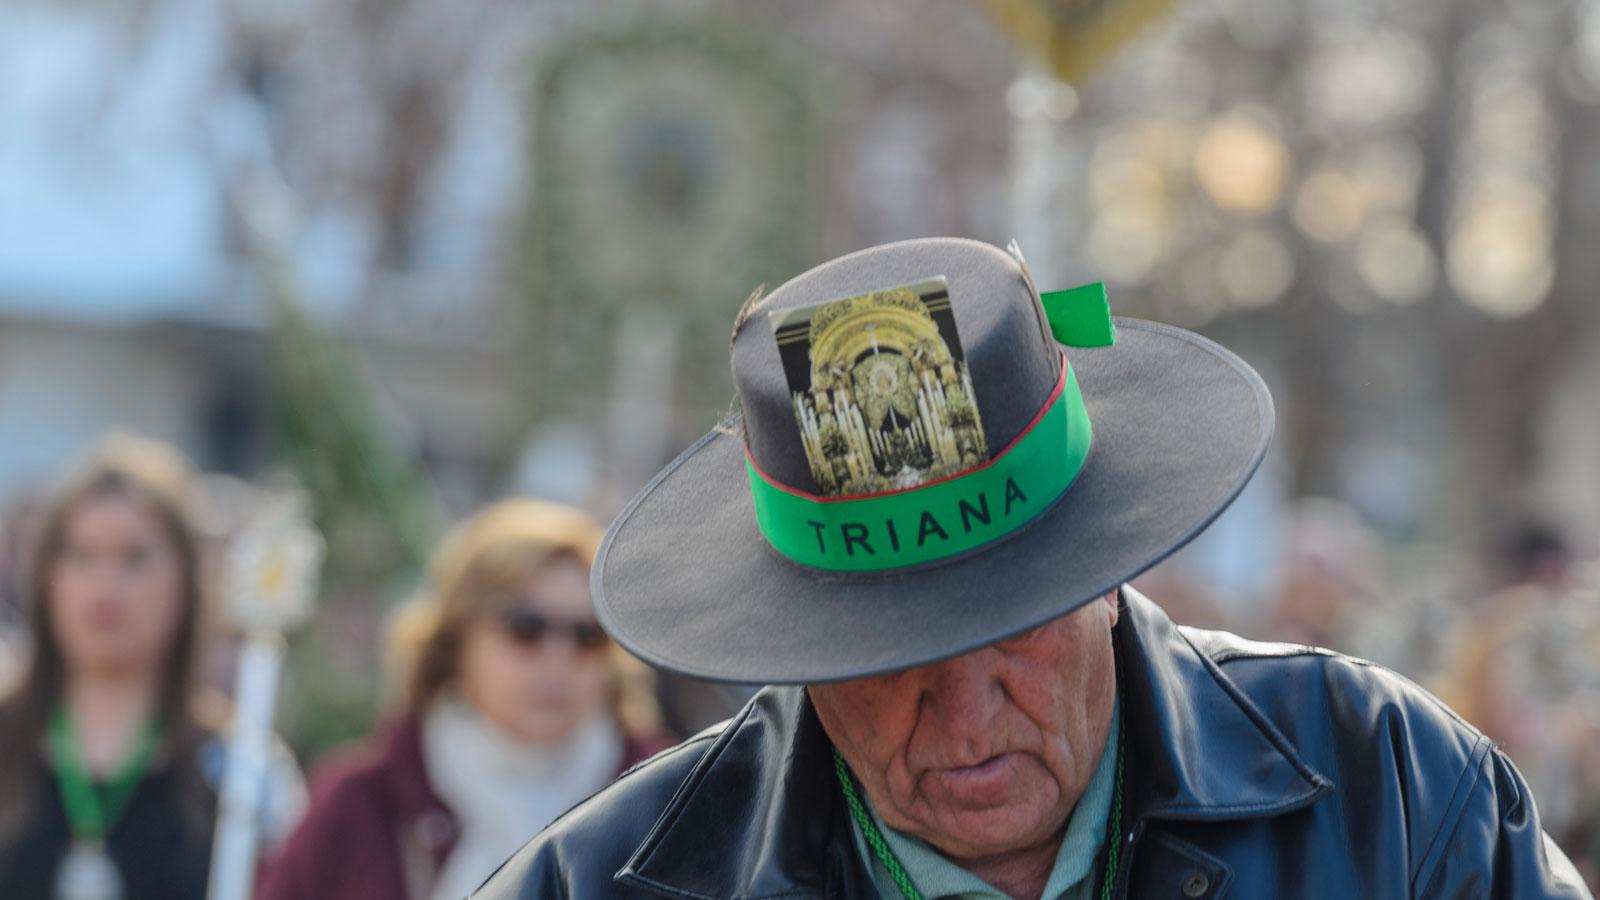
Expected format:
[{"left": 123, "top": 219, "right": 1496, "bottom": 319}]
[
  {"left": 0, "top": 435, "right": 304, "bottom": 899},
  {"left": 260, "top": 499, "right": 674, "bottom": 900}
]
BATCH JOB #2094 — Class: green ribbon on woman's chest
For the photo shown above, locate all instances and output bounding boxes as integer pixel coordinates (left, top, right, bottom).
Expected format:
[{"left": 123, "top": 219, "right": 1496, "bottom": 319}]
[{"left": 49, "top": 707, "right": 158, "bottom": 842}]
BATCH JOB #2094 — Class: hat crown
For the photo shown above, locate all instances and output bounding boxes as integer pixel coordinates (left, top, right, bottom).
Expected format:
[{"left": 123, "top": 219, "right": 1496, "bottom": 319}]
[{"left": 731, "top": 238, "right": 1062, "bottom": 495}]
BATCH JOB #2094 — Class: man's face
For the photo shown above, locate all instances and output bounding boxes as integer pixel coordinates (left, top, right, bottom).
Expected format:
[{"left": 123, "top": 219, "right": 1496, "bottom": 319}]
[{"left": 809, "top": 593, "right": 1119, "bottom": 861}]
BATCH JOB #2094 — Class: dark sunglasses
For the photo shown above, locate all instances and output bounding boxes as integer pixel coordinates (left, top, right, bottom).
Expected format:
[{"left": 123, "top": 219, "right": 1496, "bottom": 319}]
[{"left": 496, "top": 607, "right": 609, "bottom": 652}]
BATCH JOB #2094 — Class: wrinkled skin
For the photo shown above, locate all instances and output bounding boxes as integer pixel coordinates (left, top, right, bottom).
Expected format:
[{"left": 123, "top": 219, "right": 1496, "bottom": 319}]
[{"left": 809, "top": 593, "right": 1119, "bottom": 894}]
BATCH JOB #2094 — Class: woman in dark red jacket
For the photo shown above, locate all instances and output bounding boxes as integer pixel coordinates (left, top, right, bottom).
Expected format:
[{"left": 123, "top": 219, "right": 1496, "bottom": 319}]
[{"left": 259, "top": 500, "right": 675, "bottom": 900}]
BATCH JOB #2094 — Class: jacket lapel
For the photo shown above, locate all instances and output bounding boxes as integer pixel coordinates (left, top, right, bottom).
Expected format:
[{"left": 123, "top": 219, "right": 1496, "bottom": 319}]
[
  {"left": 618, "top": 687, "right": 868, "bottom": 899},
  {"left": 1117, "top": 587, "right": 1334, "bottom": 821}
]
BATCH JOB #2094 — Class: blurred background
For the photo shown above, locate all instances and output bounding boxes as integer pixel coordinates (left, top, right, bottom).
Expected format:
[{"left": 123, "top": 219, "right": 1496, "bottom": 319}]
[{"left": 2, "top": 0, "right": 1599, "bottom": 889}]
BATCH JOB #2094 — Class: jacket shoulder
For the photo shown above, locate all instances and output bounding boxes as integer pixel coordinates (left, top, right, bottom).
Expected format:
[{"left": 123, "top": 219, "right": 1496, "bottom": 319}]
[
  {"left": 1179, "top": 624, "right": 1482, "bottom": 749},
  {"left": 1179, "top": 625, "right": 1500, "bottom": 879},
  {"left": 296, "top": 721, "right": 416, "bottom": 814},
  {"left": 1178, "top": 625, "right": 1589, "bottom": 896},
  {"left": 472, "top": 725, "right": 725, "bottom": 899}
]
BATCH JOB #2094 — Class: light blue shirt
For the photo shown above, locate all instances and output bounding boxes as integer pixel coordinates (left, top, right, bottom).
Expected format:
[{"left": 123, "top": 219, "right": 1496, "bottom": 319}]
[{"left": 845, "top": 704, "right": 1120, "bottom": 899}]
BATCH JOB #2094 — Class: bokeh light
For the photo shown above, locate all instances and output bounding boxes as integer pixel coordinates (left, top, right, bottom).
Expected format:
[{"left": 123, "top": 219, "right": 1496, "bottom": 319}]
[
  {"left": 1219, "top": 228, "right": 1295, "bottom": 308},
  {"left": 1356, "top": 217, "right": 1438, "bottom": 305},
  {"left": 1447, "top": 188, "right": 1555, "bottom": 317},
  {"left": 1293, "top": 167, "right": 1366, "bottom": 244},
  {"left": 1303, "top": 27, "right": 1436, "bottom": 133},
  {"left": 1193, "top": 109, "right": 1290, "bottom": 214}
]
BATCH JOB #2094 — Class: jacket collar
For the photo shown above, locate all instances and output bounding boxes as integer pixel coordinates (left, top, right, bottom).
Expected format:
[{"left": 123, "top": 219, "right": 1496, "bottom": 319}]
[
  {"left": 1116, "top": 586, "right": 1333, "bottom": 821},
  {"left": 620, "top": 589, "right": 1334, "bottom": 898},
  {"left": 618, "top": 688, "right": 853, "bottom": 899}
]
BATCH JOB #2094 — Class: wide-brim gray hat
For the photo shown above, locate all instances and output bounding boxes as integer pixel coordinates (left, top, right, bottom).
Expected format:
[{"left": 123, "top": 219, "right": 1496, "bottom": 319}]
[{"left": 592, "top": 237, "right": 1272, "bottom": 684}]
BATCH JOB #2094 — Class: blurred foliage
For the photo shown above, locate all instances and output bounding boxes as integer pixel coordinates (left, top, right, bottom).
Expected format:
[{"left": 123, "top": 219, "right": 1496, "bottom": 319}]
[
  {"left": 266, "top": 287, "right": 437, "bottom": 590},
  {"left": 263, "top": 268, "right": 440, "bottom": 754},
  {"left": 277, "top": 604, "right": 395, "bottom": 757},
  {"left": 523, "top": 18, "right": 816, "bottom": 438}
]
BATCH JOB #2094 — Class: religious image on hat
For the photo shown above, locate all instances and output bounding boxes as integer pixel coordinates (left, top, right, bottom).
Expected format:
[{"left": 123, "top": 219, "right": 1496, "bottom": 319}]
[{"left": 769, "top": 276, "right": 988, "bottom": 496}]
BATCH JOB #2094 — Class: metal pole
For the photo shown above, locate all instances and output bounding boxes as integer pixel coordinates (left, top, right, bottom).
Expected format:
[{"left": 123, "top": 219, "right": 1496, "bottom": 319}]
[{"left": 206, "top": 631, "right": 286, "bottom": 900}]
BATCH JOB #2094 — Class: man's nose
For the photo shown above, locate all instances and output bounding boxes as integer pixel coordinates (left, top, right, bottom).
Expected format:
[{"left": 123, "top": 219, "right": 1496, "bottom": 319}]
[{"left": 921, "top": 647, "right": 1005, "bottom": 738}]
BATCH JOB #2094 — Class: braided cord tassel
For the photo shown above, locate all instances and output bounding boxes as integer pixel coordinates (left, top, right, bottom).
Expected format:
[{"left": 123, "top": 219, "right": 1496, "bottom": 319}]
[
  {"left": 833, "top": 749, "right": 925, "bottom": 900},
  {"left": 1100, "top": 710, "right": 1126, "bottom": 900}
]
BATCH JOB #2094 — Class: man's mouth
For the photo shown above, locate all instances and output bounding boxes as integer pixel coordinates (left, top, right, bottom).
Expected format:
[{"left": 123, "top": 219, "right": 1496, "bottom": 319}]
[{"left": 923, "top": 752, "right": 1024, "bottom": 804}]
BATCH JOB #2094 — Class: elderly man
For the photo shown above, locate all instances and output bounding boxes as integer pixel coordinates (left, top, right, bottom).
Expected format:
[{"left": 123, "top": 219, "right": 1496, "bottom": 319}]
[{"left": 477, "top": 238, "right": 1587, "bottom": 899}]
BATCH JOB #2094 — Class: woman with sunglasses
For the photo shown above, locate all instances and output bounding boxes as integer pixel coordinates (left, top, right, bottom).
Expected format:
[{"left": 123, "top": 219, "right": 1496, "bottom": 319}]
[{"left": 260, "top": 499, "right": 674, "bottom": 900}]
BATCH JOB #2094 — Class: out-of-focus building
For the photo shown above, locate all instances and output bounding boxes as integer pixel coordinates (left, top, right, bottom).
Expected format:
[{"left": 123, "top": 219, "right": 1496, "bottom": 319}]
[{"left": 0, "top": 0, "right": 1025, "bottom": 512}]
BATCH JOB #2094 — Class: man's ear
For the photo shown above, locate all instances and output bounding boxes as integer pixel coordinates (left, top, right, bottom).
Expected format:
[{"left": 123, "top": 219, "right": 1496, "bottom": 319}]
[{"left": 1103, "top": 589, "right": 1121, "bottom": 628}]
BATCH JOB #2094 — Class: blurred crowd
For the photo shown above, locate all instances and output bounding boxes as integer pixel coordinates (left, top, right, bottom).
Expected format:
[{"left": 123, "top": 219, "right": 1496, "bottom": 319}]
[
  {"left": 1, "top": 433, "right": 1598, "bottom": 897},
  {"left": 0, "top": 435, "right": 700, "bottom": 900}
]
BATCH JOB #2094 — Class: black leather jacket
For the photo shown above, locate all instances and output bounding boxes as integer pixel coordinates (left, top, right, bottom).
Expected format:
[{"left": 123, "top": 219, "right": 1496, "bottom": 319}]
[{"left": 476, "top": 590, "right": 1590, "bottom": 899}]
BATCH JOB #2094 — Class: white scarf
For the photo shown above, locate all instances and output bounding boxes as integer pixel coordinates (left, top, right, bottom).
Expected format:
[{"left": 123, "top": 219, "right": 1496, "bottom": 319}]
[{"left": 420, "top": 696, "right": 624, "bottom": 900}]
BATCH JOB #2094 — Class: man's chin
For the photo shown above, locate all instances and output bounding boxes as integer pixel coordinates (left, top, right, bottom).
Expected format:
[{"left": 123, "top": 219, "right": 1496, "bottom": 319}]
[
  {"left": 910, "top": 765, "right": 1065, "bottom": 857},
  {"left": 920, "top": 807, "right": 1066, "bottom": 862}
]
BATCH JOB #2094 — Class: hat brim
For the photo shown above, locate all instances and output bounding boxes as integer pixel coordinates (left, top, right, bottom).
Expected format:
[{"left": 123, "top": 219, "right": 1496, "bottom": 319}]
[{"left": 592, "top": 318, "right": 1272, "bottom": 684}]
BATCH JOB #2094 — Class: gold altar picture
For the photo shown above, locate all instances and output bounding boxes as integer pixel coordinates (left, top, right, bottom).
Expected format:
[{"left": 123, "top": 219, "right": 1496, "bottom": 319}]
[{"left": 769, "top": 276, "right": 989, "bottom": 496}]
